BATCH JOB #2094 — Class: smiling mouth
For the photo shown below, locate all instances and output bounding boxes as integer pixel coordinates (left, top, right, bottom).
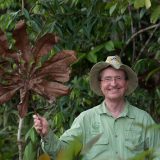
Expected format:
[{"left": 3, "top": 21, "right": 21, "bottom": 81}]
[
  {"left": 107, "top": 88, "right": 121, "bottom": 93},
  {"left": 109, "top": 88, "right": 120, "bottom": 91}
]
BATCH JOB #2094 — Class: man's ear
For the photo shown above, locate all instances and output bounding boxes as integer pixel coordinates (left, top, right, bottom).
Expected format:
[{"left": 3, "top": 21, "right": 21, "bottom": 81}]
[{"left": 125, "top": 80, "right": 129, "bottom": 91}]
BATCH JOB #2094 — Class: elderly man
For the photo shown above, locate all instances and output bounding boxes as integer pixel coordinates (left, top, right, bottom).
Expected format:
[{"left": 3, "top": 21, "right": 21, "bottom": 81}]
[{"left": 33, "top": 55, "right": 160, "bottom": 160}]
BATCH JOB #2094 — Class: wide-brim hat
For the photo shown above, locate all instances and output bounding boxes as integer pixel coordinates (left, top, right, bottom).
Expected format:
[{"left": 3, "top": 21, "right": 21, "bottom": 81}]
[{"left": 89, "top": 55, "right": 138, "bottom": 96}]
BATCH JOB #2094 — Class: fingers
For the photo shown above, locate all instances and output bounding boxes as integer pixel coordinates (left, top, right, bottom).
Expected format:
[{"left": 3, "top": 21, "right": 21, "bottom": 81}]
[
  {"left": 33, "top": 114, "right": 43, "bottom": 134},
  {"left": 33, "top": 114, "right": 49, "bottom": 136}
]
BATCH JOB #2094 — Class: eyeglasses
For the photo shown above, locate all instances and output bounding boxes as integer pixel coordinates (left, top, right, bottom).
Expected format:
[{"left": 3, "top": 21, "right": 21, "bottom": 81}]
[{"left": 100, "top": 76, "right": 126, "bottom": 82}]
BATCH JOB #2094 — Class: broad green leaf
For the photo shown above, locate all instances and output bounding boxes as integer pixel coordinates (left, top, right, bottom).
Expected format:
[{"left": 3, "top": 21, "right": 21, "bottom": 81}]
[
  {"left": 145, "top": 0, "right": 151, "bottom": 9},
  {"left": 139, "top": 9, "right": 146, "bottom": 19},
  {"left": 29, "top": 20, "right": 41, "bottom": 33},
  {"left": 134, "top": 0, "right": 145, "bottom": 9},
  {"left": 109, "top": 3, "right": 117, "bottom": 16},
  {"left": 56, "top": 136, "right": 82, "bottom": 160},
  {"left": 23, "top": 8, "right": 30, "bottom": 20},
  {"left": 87, "top": 51, "right": 97, "bottom": 63},
  {"left": 105, "top": 41, "right": 115, "bottom": 52},
  {"left": 156, "top": 88, "right": 160, "bottom": 98},
  {"left": 130, "top": 149, "right": 153, "bottom": 160},
  {"left": 150, "top": 5, "right": 160, "bottom": 23},
  {"left": 87, "top": 44, "right": 105, "bottom": 63},
  {"left": 23, "top": 142, "right": 36, "bottom": 160}
]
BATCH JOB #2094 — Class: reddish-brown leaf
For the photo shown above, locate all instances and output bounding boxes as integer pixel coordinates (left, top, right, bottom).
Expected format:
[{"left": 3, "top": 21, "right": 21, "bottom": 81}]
[
  {"left": 3, "top": 73, "right": 22, "bottom": 85},
  {"left": 42, "top": 69, "right": 70, "bottom": 83},
  {"left": 0, "top": 67, "right": 5, "bottom": 77},
  {"left": 34, "top": 65, "right": 71, "bottom": 83},
  {"left": 0, "top": 30, "right": 16, "bottom": 59},
  {"left": 0, "top": 20, "right": 77, "bottom": 117},
  {"left": 46, "top": 50, "right": 77, "bottom": 65},
  {"left": 32, "top": 33, "right": 59, "bottom": 63},
  {"left": 0, "top": 85, "right": 20, "bottom": 104},
  {"left": 34, "top": 50, "right": 76, "bottom": 76},
  {"left": 32, "top": 80, "right": 69, "bottom": 102},
  {"left": 13, "top": 20, "right": 32, "bottom": 63},
  {"left": 0, "top": 29, "right": 8, "bottom": 51}
]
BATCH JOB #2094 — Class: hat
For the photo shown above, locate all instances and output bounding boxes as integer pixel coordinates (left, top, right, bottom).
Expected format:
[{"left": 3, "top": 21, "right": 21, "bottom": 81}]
[{"left": 89, "top": 55, "right": 138, "bottom": 96}]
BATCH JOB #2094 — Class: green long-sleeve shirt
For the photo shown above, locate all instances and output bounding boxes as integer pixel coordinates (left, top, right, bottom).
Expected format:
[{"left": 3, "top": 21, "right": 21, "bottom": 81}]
[{"left": 42, "top": 101, "right": 160, "bottom": 160}]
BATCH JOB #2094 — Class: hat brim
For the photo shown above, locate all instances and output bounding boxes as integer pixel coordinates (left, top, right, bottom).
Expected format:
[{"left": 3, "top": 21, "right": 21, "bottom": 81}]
[{"left": 89, "top": 62, "right": 138, "bottom": 96}]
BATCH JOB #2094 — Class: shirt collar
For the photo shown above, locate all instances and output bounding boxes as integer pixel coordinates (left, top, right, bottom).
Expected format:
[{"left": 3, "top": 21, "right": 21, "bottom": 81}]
[{"left": 97, "top": 100, "right": 135, "bottom": 119}]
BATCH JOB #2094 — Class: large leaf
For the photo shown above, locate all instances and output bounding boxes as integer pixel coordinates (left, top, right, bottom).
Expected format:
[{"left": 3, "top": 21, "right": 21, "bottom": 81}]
[
  {"left": 23, "top": 142, "right": 36, "bottom": 160},
  {"left": 32, "top": 80, "right": 69, "bottom": 103},
  {"left": 0, "top": 85, "right": 20, "bottom": 104},
  {"left": 150, "top": 5, "right": 160, "bottom": 23},
  {"left": 32, "top": 33, "right": 59, "bottom": 63},
  {"left": 0, "top": 30, "right": 8, "bottom": 51},
  {"left": 0, "top": 20, "right": 77, "bottom": 117},
  {"left": 13, "top": 20, "right": 32, "bottom": 64},
  {"left": 145, "top": 0, "right": 151, "bottom": 9}
]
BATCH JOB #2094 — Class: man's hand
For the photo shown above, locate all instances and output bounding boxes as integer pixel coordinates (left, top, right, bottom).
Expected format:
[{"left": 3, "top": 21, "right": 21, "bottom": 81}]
[{"left": 33, "top": 114, "right": 49, "bottom": 136}]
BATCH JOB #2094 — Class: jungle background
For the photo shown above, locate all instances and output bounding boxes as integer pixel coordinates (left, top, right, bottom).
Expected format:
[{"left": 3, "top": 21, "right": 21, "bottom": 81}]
[{"left": 0, "top": 0, "right": 160, "bottom": 160}]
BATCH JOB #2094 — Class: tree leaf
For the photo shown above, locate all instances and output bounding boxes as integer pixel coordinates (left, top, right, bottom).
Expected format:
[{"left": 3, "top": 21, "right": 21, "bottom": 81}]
[
  {"left": 13, "top": 20, "right": 32, "bottom": 63},
  {"left": 150, "top": 5, "right": 160, "bottom": 23},
  {"left": 23, "top": 142, "right": 36, "bottom": 160},
  {"left": 109, "top": 3, "right": 117, "bottom": 16},
  {"left": 105, "top": 40, "right": 115, "bottom": 51},
  {"left": 145, "top": 0, "right": 151, "bottom": 9},
  {"left": 0, "top": 20, "right": 77, "bottom": 117},
  {"left": 0, "top": 85, "right": 20, "bottom": 104},
  {"left": 32, "top": 80, "right": 69, "bottom": 103},
  {"left": 0, "top": 29, "right": 8, "bottom": 51},
  {"left": 32, "top": 33, "right": 59, "bottom": 63},
  {"left": 134, "top": 0, "right": 145, "bottom": 9}
]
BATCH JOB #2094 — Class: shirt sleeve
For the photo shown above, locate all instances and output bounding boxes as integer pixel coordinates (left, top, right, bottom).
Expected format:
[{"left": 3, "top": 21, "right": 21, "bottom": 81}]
[{"left": 41, "top": 114, "right": 83, "bottom": 159}]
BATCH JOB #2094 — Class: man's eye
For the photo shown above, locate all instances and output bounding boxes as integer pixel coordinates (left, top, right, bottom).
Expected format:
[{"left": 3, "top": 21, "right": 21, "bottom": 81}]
[
  {"left": 105, "top": 77, "right": 112, "bottom": 81},
  {"left": 116, "top": 77, "right": 121, "bottom": 80}
]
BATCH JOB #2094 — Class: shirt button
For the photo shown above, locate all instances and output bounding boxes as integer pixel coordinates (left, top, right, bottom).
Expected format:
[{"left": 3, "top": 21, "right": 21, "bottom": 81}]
[
  {"left": 115, "top": 135, "right": 118, "bottom": 138},
  {"left": 116, "top": 151, "right": 118, "bottom": 154}
]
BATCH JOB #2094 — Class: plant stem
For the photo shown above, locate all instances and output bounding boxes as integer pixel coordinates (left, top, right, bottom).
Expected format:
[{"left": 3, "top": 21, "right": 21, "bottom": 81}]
[
  {"left": 22, "top": 0, "right": 24, "bottom": 14},
  {"left": 17, "top": 117, "right": 24, "bottom": 160}
]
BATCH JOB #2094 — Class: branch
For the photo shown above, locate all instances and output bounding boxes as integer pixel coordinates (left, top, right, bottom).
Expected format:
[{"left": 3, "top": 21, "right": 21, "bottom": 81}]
[
  {"left": 17, "top": 117, "right": 24, "bottom": 160},
  {"left": 128, "top": 4, "right": 136, "bottom": 63},
  {"left": 120, "top": 22, "right": 160, "bottom": 58},
  {"left": 126, "top": 23, "right": 160, "bottom": 45},
  {"left": 136, "top": 24, "right": 159, "bottom": 61},
  {"left": 21, "top": 0, "right": 24, "bottom": 14}
]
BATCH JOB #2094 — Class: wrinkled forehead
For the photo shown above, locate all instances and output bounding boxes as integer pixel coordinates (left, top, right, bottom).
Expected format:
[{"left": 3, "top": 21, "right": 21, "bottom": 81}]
[{"left": 99, "top": 66, "right": 127, "bottom": 77}]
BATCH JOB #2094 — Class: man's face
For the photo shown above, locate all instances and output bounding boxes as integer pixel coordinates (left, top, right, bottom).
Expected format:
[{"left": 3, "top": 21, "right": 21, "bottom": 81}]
[{"left": 100, "top": 67, "right": 128, "bottom": 101}]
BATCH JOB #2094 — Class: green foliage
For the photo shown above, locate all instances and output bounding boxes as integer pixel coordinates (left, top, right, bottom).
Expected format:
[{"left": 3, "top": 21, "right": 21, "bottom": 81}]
[
  {"left": 0, "top": 0, "right": 17, "bottom": 9},
  {"left": 0, "top": 0, "right": 160, "bottom": 159},
  {"left": 23, "top": 127, "right": 40, "bottom": 160},
  {"left": 151, "top": 5, "right": 160, "bottom": 23},
  {"left": 134, "top": 0, "right": 151, "bottom": 9}
]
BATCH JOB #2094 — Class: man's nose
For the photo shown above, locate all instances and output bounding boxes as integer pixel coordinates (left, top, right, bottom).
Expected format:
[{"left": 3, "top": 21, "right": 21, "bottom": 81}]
[{"left": 110, "top": 78, "right": 117, "bottom": 85}]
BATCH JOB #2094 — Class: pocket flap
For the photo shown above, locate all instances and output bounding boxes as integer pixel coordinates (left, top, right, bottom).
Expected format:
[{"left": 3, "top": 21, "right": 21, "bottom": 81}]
[{"left": 96, "top": 137, "right": 109, "bottom": 145}]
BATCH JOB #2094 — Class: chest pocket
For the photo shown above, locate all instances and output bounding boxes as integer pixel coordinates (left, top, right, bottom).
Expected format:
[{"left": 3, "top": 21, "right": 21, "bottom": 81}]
[
  {"left": 85, "top": 136, "right": 109, "bottom": 160},
  {"left": 125, "top": 130, "right": 145, "bottom": 153}
]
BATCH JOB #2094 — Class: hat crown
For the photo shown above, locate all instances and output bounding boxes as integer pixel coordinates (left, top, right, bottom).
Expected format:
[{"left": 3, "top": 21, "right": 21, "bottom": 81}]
[{"left": 105, "top": 55, "right": 122, "bottom": 68}]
